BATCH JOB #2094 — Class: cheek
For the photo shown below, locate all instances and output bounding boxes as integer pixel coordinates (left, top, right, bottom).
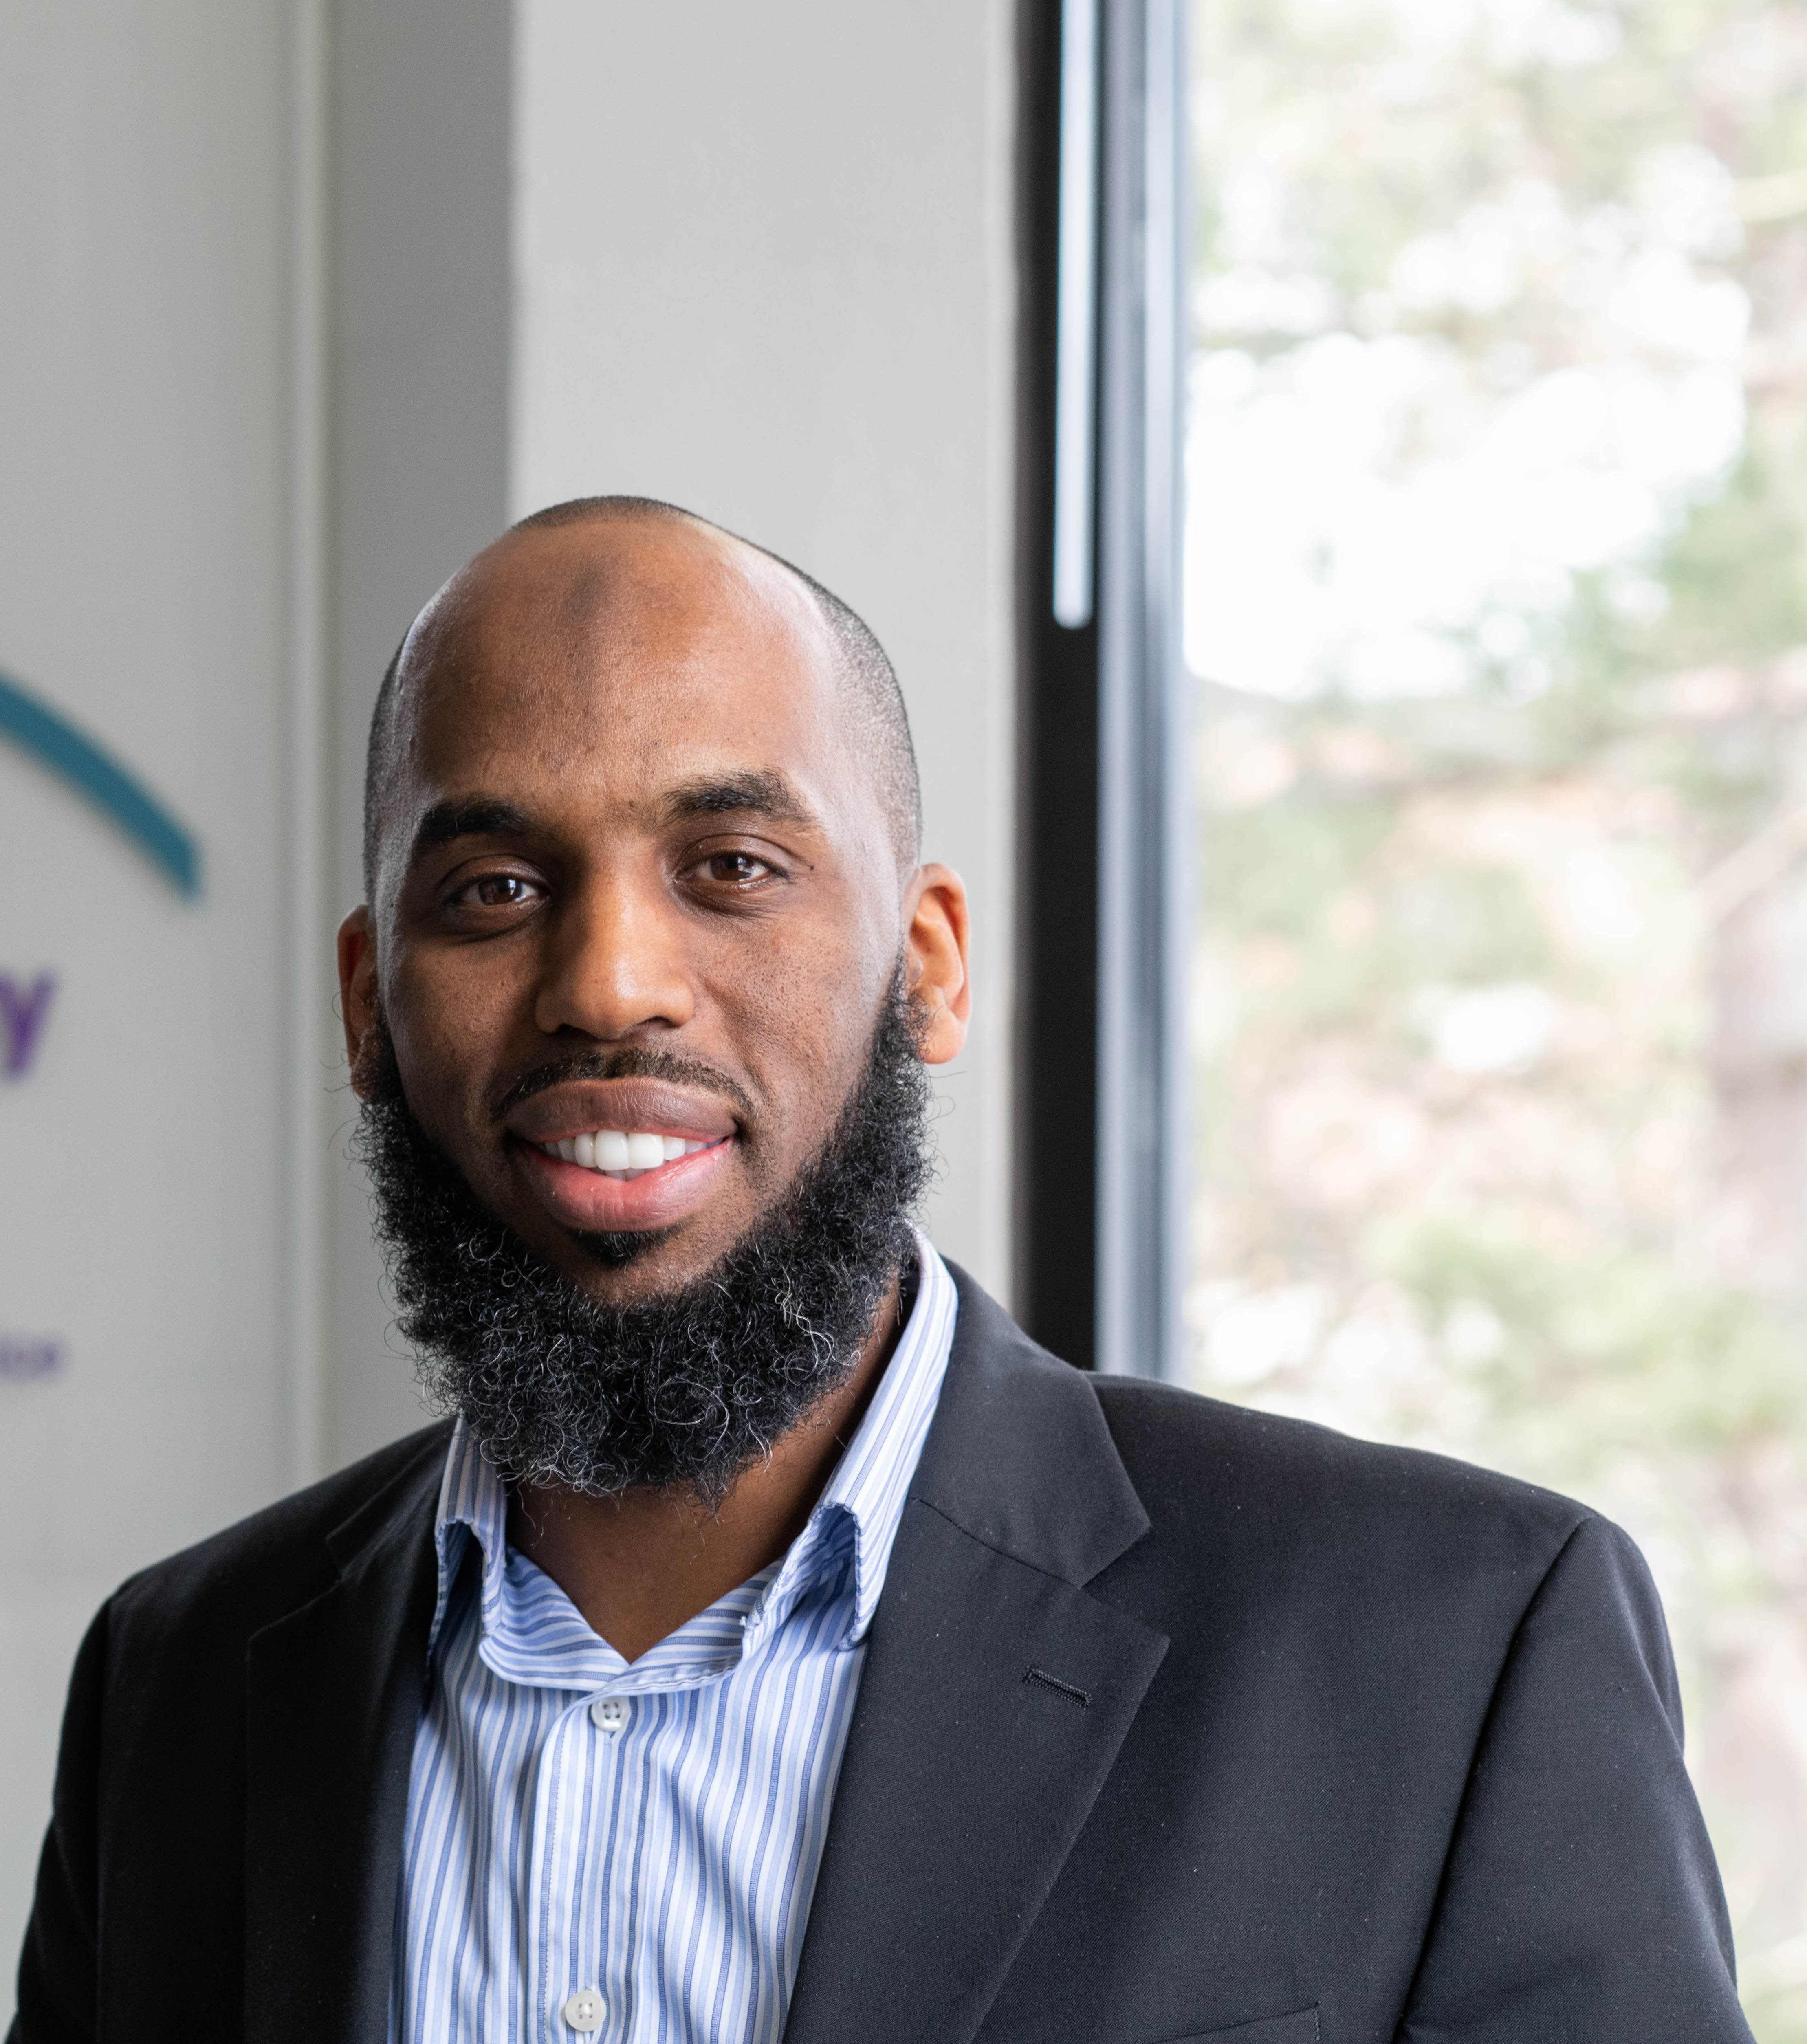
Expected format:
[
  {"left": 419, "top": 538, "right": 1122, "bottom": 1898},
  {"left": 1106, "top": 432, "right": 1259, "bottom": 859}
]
[
  {"left": 707, "top": 913, "right": 895, "bottom": 1129},
  {"left": 383, "top": 948, "right": 526, "bottom": 1135}
]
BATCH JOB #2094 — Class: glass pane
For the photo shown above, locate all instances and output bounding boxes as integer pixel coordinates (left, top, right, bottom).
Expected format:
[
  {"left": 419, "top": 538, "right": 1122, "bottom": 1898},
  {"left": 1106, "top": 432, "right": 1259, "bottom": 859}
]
[{"left": 1184, "top": 2, "right": 1807, "bottom": 2031}]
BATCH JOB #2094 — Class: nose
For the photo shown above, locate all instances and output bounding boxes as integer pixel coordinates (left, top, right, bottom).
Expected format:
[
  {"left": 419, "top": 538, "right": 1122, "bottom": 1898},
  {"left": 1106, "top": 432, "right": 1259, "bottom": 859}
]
[{"left": 533, "top": 870, "right": 696, "bottom": 1042}]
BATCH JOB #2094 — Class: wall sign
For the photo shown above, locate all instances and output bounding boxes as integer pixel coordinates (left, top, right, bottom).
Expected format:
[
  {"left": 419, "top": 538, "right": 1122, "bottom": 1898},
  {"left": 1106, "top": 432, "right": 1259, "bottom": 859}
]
[
  {"left": 0, "top": 1335, "right": 62, "bottom": 1382},
  {"left": 2, "top": 667, "right": 201, "bottom": 1384},
  {"left": 0, "top": 667, "right": 200, "bottom": 896},
  {"left": 0, "top": 665, "right": 198, "bottom": 1087},
  {"left": 0, "top": 971, "right": 55, "bottom": 1078}
]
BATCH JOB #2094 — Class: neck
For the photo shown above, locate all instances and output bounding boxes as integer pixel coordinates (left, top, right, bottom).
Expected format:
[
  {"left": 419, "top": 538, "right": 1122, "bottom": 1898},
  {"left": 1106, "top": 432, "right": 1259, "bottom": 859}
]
[{"left": 504, "top": 1265, "right": 906, "bottom": 1662}]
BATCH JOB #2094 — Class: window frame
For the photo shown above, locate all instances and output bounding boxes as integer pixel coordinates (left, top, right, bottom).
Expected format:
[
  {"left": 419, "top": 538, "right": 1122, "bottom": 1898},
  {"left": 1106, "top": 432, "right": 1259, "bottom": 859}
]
[{"left": 1017, "top": 0, "right": 1189, "bottom": 1378}]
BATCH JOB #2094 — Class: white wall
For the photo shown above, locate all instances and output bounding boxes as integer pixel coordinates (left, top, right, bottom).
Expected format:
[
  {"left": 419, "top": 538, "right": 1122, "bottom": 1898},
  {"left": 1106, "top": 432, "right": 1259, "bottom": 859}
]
[
  {"left": 1, "top": 0, "right": 1019, "bottom": 1993},
  {"left": 0, "top": 0, "right": 295, "bottom": 1969},
  {"left": 319, "top": 0, "right": 515, "bottom": 1475},
  {"left": 510, "top": 0, "right": 1019, "bottom": 1296}
]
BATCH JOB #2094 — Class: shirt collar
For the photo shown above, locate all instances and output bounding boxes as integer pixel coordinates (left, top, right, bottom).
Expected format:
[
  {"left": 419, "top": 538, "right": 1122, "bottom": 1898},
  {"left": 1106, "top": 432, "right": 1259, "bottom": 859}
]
[{"left": 427, "top": 1231, "right": 959, "bottom": 1663}]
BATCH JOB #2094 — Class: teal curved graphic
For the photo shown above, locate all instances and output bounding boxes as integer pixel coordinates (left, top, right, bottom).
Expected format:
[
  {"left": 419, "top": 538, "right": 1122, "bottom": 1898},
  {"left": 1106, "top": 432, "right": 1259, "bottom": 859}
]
[{"left": 0, "top": 668, "right": 199, "bottom": 896}]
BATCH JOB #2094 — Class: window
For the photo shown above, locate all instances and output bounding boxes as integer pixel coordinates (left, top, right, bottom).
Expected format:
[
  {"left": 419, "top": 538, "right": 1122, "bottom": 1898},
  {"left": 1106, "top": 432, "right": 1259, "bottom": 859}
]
[{"left": 1184, "top": 2, "right": 1807, "bottom": 2029}]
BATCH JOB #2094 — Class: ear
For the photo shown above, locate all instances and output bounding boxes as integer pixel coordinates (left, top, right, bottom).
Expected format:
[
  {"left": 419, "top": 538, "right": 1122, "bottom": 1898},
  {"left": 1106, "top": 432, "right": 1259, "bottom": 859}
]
[
  {"left": 337, "top": 905, "right": 381, "bottom": 1095},
  {"left": 903, "top": 863, "right": 970, "bottom": 1065}
]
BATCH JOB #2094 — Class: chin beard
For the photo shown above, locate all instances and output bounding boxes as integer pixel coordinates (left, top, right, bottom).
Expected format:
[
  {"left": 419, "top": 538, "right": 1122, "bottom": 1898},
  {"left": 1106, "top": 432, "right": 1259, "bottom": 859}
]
[{"left": 350, "top": 974, "right": 935, "bottom": 1506}]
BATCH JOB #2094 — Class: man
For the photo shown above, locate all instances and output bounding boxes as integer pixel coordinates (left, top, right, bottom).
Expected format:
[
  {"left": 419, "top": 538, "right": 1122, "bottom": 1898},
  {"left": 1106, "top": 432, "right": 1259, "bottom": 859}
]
[{"left": 13, "top": 500, "right": 1752, "bottom": 2044}]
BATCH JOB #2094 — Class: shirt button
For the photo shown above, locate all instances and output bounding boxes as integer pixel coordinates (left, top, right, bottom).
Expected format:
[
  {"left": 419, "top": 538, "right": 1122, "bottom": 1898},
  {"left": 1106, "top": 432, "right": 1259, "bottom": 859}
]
[
  {"left": 562, "top": 1987, "right": 606, "bottom": 2032},
  {"left": 591, "top": 1696, "right": 629, "bottom": 1734}
]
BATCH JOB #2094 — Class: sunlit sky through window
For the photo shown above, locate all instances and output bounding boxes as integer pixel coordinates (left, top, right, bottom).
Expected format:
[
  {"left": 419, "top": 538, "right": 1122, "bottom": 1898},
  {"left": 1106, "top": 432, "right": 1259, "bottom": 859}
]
[{"left": 1185, "top": 137, "right": 1751, "bottom": 700}]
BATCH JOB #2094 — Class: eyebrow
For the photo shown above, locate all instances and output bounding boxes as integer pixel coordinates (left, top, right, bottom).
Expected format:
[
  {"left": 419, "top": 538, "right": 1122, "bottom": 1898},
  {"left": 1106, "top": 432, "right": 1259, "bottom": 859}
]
[
  {"left": 404, "top": 774, "right": 819, "bottom": 871},
  {"left": 657, "top": 772, "right": 817, "bottom": 832},
  {"left": 407, "top": 797, "right": 536, "bottom": 868}
]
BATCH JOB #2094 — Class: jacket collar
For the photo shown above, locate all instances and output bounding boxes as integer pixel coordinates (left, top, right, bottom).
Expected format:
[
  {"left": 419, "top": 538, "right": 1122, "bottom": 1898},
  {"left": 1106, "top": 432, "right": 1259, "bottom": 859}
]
[
  {"left": 783, "top": 1264, "right": 1167, "bottom": 2044},
  {"left": 904, "top": 1262, "right": 1151, "bottom": 1582}
]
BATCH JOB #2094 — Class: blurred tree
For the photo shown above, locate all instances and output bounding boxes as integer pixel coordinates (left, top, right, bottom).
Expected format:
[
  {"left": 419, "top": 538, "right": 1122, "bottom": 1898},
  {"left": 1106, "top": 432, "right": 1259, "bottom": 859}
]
[{"left": 1187, "top": 1, "right": 1807, "bottom": 2031}]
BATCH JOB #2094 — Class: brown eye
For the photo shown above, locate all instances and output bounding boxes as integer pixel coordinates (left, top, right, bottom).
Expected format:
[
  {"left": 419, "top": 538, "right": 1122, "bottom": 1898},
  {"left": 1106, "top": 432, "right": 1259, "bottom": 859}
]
[
  {"left": 705, "top": 853, "right": 768, "bottom": 884},
  {"left": 469, "top": 875, "right": 537, "bottom": 907}
]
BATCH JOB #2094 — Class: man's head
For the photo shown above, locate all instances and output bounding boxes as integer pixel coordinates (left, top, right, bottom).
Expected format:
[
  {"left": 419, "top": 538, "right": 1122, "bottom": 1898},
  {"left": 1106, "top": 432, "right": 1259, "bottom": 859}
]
[
  {"left": 338, "top": 498, "right": 969, "bottom": 1499},
  {"left": 362, "top": 497, "right": 924, "bottom": 901}
]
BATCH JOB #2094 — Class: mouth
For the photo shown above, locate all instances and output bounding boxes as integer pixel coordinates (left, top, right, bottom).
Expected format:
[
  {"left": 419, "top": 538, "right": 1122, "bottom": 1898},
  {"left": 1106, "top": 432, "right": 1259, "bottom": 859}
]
[
  {"left": 534, "top": 1128, "right": 725, "bottom": 1180},
  {"left": 504, "top": 1080, "right": 743, "bottom": 1235}
]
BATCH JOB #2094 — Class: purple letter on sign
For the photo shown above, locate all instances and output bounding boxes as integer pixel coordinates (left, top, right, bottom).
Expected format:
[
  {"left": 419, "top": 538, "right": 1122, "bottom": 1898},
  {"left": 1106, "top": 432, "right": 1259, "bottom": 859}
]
[
  {"left": 0, "top": 1336, "right": 64, "bottom": 1381},
  {"left": 0, "top": 972, "right": 56, "bottom": 1077}
]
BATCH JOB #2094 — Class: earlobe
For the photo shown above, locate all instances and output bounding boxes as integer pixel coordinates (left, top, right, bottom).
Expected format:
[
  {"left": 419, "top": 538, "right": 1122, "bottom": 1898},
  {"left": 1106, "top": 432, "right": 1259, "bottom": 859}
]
[{"left": 913, "top": 985, "right": 969, "bottom": 1066}]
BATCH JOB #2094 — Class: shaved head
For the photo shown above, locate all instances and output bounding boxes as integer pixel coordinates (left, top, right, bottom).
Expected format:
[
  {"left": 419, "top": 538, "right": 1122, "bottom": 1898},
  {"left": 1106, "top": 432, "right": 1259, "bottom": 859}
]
[{"left": 362, "top": 496, "right": 921, "bottom": 901}]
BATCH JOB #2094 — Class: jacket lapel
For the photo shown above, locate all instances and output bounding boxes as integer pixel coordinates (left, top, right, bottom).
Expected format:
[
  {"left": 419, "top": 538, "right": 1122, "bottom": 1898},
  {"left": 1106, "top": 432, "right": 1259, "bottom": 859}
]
[
  {"left": 243, "top": 1430, "right": 447, "bottom": 2044},
  {"left": 784, "top": 1272, "right": 1169, "bottom": 2044}
]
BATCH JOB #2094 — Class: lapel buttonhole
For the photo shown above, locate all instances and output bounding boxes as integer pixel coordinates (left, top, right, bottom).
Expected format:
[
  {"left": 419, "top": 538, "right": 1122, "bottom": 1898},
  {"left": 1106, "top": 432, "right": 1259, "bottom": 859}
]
[{"left": 1023, "top": 1665, "right": 1090, "bottom": 1707}]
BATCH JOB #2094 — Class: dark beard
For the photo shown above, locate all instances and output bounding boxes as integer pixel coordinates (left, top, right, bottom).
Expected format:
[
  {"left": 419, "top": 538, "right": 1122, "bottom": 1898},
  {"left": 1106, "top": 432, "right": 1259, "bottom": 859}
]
[{"left": 351, "top": 979, "right": 934, "bottom": 1505}]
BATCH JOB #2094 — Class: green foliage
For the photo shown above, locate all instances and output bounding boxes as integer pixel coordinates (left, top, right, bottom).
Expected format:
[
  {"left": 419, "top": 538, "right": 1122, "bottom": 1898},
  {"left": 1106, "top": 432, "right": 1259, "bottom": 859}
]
[
  {"left": 1188, "top": 0, "right": 1807, "bottom": 2022},
  {"left": 1660, "top": 447, "right": 1807, "bottom": 665},
  {"left": 1384, "top": 1216, "right": 1803, "bottom": 1461}
]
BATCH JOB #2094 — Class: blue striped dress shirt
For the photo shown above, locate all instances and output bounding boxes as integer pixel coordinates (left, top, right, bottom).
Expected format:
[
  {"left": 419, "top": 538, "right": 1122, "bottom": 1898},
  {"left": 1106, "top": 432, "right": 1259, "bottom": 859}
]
[{"left": 391, "top": 1236, "right": 958, "bottom": 2044}]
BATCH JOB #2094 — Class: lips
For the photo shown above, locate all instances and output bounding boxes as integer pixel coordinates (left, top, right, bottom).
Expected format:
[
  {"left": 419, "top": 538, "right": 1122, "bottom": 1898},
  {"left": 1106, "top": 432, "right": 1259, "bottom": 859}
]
[{"left": 505, "top": 1078, "right": 741, "bottom": 1233}]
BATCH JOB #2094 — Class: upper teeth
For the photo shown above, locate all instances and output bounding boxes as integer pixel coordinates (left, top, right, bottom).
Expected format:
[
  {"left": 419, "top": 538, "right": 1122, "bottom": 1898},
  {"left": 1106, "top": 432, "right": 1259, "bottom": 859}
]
[{"left": 539, "top": 1130, "right": 713, "bottom": 1179}]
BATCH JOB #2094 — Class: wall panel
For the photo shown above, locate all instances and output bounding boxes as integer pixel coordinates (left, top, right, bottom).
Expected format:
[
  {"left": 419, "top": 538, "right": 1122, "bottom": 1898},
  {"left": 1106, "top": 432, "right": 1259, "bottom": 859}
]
[
  {"left": 512, "top": 0, "right": 1019, "bottom": 1294},
  {"left": 0, "top": 0, "right": 293, "bottom": 1962}
]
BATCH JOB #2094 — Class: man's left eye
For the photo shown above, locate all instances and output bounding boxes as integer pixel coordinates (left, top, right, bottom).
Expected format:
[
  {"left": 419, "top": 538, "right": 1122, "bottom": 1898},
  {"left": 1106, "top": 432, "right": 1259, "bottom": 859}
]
[
  {"left": 701, "top": 853, "right": 770, "bottom": 884},
  {"left": 468, "top": 875, "right": 537, "bottom": 906}
]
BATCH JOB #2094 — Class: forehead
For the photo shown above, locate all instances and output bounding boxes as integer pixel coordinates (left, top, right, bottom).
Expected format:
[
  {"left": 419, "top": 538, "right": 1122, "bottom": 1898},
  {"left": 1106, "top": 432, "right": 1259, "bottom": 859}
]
[{"left": 392, "top": 518, "right": 850, "bottom": 808}]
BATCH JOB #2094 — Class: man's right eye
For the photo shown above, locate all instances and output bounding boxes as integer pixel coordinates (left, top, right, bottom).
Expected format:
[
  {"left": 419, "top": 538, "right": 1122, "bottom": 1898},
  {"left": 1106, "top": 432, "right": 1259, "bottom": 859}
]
[{"left": 458, "top": 874, "right": 540, "bottom": 909}]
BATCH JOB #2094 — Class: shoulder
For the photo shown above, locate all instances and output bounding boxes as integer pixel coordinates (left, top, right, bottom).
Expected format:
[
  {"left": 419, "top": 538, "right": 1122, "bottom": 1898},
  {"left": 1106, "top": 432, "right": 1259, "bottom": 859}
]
[
  {"left": 106, "top": 1421, "right": 451, "bottom": 1654},
  {"left": 942, "top": 1261, "right": 1589, "bottom": 1571},
  {"left": 1093, "top": 1372, "right": 1582, "bottom": 1535},
  {"left": 1085, "top": 1371, "right": 1598, "bottom": 1620}
]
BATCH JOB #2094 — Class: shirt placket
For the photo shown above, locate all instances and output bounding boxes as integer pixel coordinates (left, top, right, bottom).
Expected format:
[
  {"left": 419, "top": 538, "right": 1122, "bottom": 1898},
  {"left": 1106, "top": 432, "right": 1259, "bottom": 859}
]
[
  {"left": 588, "top": 1681, "right": 645, "bottom": 2043},
  {"left": 526, "top": 1697, "right": 607, "bottom": 2044},
  {"left": 592, "top": 1626, "right": 758, "bottom": 2042}
]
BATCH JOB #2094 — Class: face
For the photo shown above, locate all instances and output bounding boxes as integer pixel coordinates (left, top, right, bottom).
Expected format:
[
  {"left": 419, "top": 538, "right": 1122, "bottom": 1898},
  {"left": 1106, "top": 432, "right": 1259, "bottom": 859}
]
[{"left": 337, "top": 515, "right": 969, "bottom": 1306}]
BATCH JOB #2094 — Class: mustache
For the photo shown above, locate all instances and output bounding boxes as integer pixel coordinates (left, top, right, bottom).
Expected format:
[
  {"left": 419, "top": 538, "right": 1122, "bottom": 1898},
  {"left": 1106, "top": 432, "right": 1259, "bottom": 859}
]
[{"left": 489, "top": 1044, "right": 760, "bottom": 1125}]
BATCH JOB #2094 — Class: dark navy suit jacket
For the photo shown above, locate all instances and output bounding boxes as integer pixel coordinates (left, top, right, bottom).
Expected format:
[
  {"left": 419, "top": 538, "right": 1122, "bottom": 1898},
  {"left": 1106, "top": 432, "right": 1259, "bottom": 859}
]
[{"left": 11, "top": 1268, "right": 1753, "bottom": 2043}]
